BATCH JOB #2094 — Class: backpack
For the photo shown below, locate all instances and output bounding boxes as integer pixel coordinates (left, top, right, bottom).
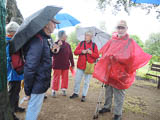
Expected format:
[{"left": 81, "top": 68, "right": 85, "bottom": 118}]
[
  {"left": 10, "top": 50, "right": 24, "bottom": 75},
  {"left": 10, "top": 34, "right": 43, "bottom": 75},
  {"left": 80, "top": 41, "right": 95, "bottom": 51}
]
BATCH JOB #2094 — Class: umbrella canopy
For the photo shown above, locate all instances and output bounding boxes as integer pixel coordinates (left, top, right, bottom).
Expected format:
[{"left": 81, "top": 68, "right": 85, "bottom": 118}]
[
  {"left": 76, "top": 27, "right": 110, "bottom": 50},
  {"left": 55, "top": 13, "right": 80, "bottom": 29},
  {"left": 9, "top": 6, "right": 62, "bottom": 54},
  {"left": 131, "top": 0, "right": 160, "bottom": 4}
]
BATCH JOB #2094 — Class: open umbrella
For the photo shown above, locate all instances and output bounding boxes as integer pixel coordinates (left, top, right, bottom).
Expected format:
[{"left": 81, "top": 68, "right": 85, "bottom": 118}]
[
  {"left": 55, "top": 13, "right": 80, "bottom": 29},
  {"left": 131, "top": 0, "right": 160, "bottom": 4},
  {"left": 9, "top": 6, "right": 62, "bottom": 54},
  {"left": 76, "top": 27, "right": 110, "bottom": 50}
]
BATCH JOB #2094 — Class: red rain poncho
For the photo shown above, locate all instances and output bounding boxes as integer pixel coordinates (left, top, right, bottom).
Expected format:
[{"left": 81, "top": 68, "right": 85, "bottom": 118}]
[{"left": 93, "top": 33, "right": 152, "bottom": 89}]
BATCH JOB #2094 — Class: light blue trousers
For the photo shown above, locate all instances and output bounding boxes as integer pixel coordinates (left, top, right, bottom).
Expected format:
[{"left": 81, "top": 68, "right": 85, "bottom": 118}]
[
  {"left": 74, "top": 68, "right": 92, "bottom": 97},
  {"left": 26, "top": 93, "right": 45, "bottom": 120}
]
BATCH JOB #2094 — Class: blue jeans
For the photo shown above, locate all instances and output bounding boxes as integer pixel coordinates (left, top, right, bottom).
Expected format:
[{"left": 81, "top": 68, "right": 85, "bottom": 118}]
[
  {"left": 26, "top": 93, "right": 45, "bottom": 120},
  {"left": 74, "top": 68, "right": 92, "bottom": 96}
]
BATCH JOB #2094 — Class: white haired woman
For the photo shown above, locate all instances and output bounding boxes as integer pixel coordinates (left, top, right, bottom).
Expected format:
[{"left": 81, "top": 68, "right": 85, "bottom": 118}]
[
  {"left": 51, "top": 30, "right": 74, "bottom": 97},
  {"left": 6, "top": 21, "right": 25, "bottom": 120},
  {"left": 70, "top": 31, "right": 99, "bottom": 102}
]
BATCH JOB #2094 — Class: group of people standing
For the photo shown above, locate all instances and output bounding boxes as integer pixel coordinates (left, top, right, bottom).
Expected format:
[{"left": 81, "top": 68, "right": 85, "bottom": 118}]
[{"left": 6, "top": 18, "right": 151, "bottom": 120}]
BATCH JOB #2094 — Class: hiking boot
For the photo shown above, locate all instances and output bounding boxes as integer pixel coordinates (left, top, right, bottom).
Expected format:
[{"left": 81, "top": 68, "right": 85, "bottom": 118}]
[
  {"left": 52, "top": 91, "right": 56, "bottom": 98},
  {"left": 62, "top": 90, "right": 67, "bottom": 96},
  {"left": 81, "top": 96, "right": 86, "bottom": 102},
  {"left": 70, "top": 93, "right": 78, "bottom": 99},
  {"left": 113, "top": 115, "right": 121, "bottom": 120},
  {"left": 15, "top": 107, "right": 25, "bottom": 113},
  {"left": 13, "top": 113, "right": 19, "bottom": 120},
  {"left": 99, "top": 108, "right": 111, "bottom": 114}
]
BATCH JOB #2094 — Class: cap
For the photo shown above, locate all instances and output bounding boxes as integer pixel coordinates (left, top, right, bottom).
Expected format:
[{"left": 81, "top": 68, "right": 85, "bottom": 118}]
[
  {"left": 117, "top": 20, "right": 127, "bottom": 27},
  {"left": 52, "top": 18, "right": 60, "bottom": 24}
]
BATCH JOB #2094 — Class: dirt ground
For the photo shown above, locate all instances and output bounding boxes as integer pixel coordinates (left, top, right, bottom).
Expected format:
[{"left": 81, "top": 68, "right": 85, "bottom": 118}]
[{"left": 16, "top": 73, "right": 160, "bottom": 120}]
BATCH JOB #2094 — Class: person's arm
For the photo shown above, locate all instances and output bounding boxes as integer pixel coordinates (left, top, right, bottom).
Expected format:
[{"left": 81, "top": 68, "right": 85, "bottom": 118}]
[
  {"left": 74, "top": 42, "right": 83, "bottom": 55},
  {"left": 24, "top": 37, "right": 43, "bottom": 96},
  {"left": 90, "top": 44, "right": 99, "bottom": 59},
  {"left": 69, "top": 45, "right": 74, "bottom": 67}
]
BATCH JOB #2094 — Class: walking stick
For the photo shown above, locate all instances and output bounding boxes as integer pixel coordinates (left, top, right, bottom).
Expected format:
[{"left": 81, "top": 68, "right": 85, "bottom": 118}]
[
  {"left": 93, "top": 59, "right": 111, "bottom": 119},
  {"left": 93, "top": 84, "right": 105, "bottom": 119}
]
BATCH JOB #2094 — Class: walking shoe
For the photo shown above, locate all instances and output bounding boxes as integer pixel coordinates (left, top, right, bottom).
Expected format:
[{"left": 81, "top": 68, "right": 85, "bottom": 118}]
[
  {"left": 113, "top": 115, "right": 121, "bottom": 120},
  {"left": 81, "top": 96, "right": 86, "bottom": 102},
  {"left": 62, "top": 90, "right": 67, "bottom": 96},
  {"left": 52, "top": 91, "right": 56, "bottom": 98},
  {"left": 15, "top": 107, "right": 25, "bottom": 112},
  {"left": 44, "top": 94, "right": 48, "bottom": 99},
  {"left": 70, "top": 93, "right": 78, "bottom": 99},
  {"left": 13, "top": 113, "right": 19, "bottom": 120},
  {"left": 99, "top": 108, "right": 111, "bottom": 114}
]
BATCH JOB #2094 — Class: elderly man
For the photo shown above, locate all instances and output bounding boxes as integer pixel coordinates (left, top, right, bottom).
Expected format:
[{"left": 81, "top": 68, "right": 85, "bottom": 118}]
[
  {"left": 93, "top": 20, "right": 151, "bottom": 120},
  {"left": 23, "top": 18, "right": 60, "bottom": 120},
  {"left": 70, "top": 31, "right": 99, "bottom": 102}
]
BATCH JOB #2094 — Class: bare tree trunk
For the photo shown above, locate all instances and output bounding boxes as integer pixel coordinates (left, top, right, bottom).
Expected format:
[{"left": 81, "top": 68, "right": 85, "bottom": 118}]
[{"left": 0, "top": 0, "right": 13, "bottom": 119}]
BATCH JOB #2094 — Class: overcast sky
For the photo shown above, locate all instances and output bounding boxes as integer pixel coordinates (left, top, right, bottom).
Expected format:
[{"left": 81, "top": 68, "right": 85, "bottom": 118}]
[{"left": 17, "top": 0, "right": 160, "bottom": 42}]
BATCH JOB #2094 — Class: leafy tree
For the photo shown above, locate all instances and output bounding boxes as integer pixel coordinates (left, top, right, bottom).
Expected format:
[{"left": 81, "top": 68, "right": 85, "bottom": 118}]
[
  {"left": 145, "top": 33, "right": 160, "bottom": 55},
  {"left": 67, "top": 31, "right": 79, "bottom": 52},
  {"left": 144, "top": 33, "right": 160, "bottom": 63},
  {"left": 96, "top": 0, "right": 160, "bottom": 19},
  {"left": 130, "top": 35, "right": 144, "bottom": 48}
]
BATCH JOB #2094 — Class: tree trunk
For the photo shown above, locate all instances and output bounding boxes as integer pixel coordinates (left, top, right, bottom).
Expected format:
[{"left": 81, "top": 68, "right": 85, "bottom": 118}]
[
  {"left": 6, "top": 0, "right": 23, "bottom": 24},
  {"left": 0, "top": 0, "right": 13, "bottom": 119}
]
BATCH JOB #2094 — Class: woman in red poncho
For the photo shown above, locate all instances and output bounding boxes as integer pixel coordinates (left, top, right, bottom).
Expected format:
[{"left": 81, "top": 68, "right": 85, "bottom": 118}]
[{"left": 93, "top": 20, "right": 152, "bottom": 120}]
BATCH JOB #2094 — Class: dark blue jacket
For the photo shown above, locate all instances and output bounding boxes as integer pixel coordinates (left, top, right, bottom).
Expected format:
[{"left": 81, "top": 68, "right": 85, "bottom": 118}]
[{"left": 24, "top": 30, "right": 52, "bottom": 96}]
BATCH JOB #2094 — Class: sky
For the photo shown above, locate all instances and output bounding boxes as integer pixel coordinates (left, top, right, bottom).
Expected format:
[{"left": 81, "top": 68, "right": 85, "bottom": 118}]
[{"left": 17, "top": 0, "right": 160, "bottom": 42}]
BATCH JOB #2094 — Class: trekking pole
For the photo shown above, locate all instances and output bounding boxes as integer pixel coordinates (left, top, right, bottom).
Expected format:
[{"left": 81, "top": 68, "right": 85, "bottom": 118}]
[
  {"left": 93, "top": 59, "right": 111, "bottom": 119},
  {"left": 93, "top": 83, "right": 105, "bottom": 119}
]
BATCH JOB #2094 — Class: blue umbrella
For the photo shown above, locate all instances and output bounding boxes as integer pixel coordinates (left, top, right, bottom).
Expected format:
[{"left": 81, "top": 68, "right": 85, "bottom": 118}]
[
  {"left": 131, "top": 0, "right": 160, "bottom": 5},
  {"left": 55, "top": 13, "right": 80, "bottom": 29}
]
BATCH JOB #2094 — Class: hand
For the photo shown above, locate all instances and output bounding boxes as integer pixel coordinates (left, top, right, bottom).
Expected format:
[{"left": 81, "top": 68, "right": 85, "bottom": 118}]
[
  {"left": 82, "top": 50, "right": 87, "bottom": 54},
  {"left": 87, "top": 49, "right": 92, "bottom": 54},
  {"left": 24, "top": 96, "right": 30, "bottom": 101},
  {"left": 58, "top": 40, "right": 62, "bottom": 46}
]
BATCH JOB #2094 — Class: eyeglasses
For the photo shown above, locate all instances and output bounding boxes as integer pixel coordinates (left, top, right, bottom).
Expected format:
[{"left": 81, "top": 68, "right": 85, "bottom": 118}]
[{"left": 117, "top": 26, "right": 126, "bottom": 29}]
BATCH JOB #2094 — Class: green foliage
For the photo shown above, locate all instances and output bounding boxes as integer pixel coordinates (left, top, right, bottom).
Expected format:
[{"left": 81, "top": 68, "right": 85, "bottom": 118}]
[
  {"left": 51, "top": 33, "right": 56, "bottom": 42},
  {"left": 67, "top": 31, "right": 79, "bottom": 52},
  {"left": 130, "top": 35, "right": 144, "bottom": 48},
  {"left": 144, "top": 33, "right": 160, "bottom": 63},
  {"left": 96, "top": 0, "right": 160, "bottom": 19}
]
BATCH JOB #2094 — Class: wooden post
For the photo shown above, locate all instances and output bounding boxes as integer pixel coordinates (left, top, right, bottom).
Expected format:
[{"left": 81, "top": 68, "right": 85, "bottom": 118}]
[
  {"left": 158, "top": 77, "right": 160, "bottom": 89},
  {"left": 0, "top": 0, "right": 13, "bottom": 119}
]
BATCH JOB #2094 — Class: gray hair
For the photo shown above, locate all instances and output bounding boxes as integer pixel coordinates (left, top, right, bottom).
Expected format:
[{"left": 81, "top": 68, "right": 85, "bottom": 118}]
[
  {"left": 58, "top": 30, "right": 66, "bottom": 39},
  {"left": 85, "top": 31, "right": 93, "bottom": 37},
  {"left": 6, "top": 21, "right": 20, "bottom": 34}
]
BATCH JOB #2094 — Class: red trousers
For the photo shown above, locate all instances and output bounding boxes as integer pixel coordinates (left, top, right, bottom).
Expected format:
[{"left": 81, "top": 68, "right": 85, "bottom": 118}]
[{"left": 52, "top": 69, "right": 69, "bottom": 91}]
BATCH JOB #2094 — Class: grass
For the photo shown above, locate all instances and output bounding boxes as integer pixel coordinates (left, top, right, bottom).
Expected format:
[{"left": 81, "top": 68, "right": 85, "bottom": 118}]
[
  {"left": 136, "top": 63, "right": 160, "bottom": 82},
  {"left": 123, "top": 95, "right": 148, "bottom": 114}
]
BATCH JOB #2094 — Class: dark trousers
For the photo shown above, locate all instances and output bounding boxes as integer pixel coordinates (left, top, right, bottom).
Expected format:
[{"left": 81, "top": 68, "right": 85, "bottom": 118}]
[{"left": 8, "top": 81, "right": 21, "bottom": 112}]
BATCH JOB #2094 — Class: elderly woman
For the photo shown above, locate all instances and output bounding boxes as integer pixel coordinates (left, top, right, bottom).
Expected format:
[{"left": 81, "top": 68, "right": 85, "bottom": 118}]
[
  {"left": 6, "top": 21, "right": 25, "bottom": 120},
  {"left": 51, "top": 30, "right": 74, "bottom": 97},
  {"left": 70, "top": 31, "right": 99, "bottom": 102}
]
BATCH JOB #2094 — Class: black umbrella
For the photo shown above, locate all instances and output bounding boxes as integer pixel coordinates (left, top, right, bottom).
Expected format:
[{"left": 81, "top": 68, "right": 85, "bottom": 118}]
[{"left": 9, "top": 6, "right": 62, "bottom": 54}]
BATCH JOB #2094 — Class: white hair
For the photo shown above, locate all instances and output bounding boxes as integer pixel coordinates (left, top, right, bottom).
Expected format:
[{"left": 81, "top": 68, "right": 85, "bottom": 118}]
[
  {"left": 85, "top": 31, "right": 93, "bottom": 36},
  {"left": 6, "top": 21, "right": 20, "bottom": 34}
]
